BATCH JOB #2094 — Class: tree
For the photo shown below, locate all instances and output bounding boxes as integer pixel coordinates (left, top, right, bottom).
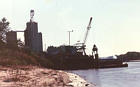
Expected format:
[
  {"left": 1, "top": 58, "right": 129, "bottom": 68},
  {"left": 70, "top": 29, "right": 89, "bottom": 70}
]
[{"left": 0, "top": 17, "right": 9, "bottom": 43}]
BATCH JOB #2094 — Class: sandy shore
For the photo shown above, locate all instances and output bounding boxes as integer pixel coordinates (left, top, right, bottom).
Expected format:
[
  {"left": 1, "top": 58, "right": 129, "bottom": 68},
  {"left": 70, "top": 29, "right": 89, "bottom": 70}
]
[
  {"left": 67, "top": 72, "right": 96, "bottom": 87},
  {"left": 0, "top": 66, "right": 96, "bottom": 87}
]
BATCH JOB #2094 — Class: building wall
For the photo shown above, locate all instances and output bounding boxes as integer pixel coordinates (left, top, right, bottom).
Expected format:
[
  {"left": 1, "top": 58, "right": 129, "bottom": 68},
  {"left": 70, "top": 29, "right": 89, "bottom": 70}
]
[
  {"left": 24, "top": 21, "right": 43, "bottom": 53},
  {"left": 37, "top": 33, "right": 43, "bottom": 52},
  {"left": 6, "top": 31, "right": 17, "bottom": 46}
]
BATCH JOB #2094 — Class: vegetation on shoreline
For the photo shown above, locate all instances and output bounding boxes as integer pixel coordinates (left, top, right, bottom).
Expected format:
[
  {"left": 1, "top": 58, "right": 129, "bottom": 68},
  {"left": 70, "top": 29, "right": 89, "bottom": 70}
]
[
  {"left": 0, "top": 44, "right": 54, "bottom": 68},
  {"left": 117, "top": 52, "right": 140, "bottom": 61}
]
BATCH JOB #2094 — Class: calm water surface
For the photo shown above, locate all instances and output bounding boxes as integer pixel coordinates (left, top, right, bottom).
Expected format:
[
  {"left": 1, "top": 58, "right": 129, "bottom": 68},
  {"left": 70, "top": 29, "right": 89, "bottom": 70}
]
[{"left": 69, "top": 62, "right": 140, "bottom": 87}]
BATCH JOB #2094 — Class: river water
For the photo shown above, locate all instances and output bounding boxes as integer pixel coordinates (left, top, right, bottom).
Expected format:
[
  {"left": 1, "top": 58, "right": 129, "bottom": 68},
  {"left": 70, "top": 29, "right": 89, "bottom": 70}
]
[{"left": 69, "top": 62, "right": 140, "bottom": 87}]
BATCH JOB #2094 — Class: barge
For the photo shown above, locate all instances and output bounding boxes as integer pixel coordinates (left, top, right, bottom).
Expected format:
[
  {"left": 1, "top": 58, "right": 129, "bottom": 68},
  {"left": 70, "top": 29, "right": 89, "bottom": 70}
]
[
  {"left": 46, "top": 45, "right": 128, "bottom": 70},
  {"left": 45, "top": 17, "right": 128, "bottom": 70}
]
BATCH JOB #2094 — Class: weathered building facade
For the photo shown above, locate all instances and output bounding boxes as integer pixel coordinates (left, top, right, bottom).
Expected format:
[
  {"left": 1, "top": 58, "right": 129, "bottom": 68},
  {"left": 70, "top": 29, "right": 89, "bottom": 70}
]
[
  {"left": 6, "top": 31, "right": 17, "bottom": 47},
  {"left": 24, "top": 21, "right": 43, "bottom": 53}
]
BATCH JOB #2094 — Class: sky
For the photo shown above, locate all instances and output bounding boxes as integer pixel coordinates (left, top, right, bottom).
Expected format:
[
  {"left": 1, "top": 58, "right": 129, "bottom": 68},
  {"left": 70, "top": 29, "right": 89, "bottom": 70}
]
[{"left": 0, "top": 0, "right": 140, "bottom": 57}]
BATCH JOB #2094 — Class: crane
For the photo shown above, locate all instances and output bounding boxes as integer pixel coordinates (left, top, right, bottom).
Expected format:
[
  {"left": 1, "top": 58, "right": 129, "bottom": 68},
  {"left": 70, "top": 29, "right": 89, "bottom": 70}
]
[
  {"left": 83, "top": 17, "right": 92, "bottom": 46},
  {"left": 76, "top": 17, "right": 93, "bottom": 55}
]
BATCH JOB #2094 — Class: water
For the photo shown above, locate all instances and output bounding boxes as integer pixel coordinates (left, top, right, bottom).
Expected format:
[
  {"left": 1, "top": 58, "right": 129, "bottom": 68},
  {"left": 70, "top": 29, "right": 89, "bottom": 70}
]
[{"left": 69, "top": 62, "right": 140, "bottom": 87}]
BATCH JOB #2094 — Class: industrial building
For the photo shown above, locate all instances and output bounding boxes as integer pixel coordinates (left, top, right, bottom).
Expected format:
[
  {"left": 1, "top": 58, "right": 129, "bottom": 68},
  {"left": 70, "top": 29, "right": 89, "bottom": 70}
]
[
  {"left": 6, "top": 21, "right": 43, "bottom": 53},
  {"left": 6, "top": 31, "right": 17, "bottom": 47},
  {"left": 24, "top": 10, "right": 43, "bottom": 53},
  {"left": 24, "top": 21, "right": 43, "bottom": 53},
  {"left": 6, "top": 10, "right": 43, "bottom": 53}
]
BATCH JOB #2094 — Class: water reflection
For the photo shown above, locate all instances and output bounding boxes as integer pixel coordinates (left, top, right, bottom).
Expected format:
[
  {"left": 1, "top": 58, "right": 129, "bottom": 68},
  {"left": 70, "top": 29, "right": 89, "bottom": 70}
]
[{"left": 70, "top": 62, "right": 140, "bottom": 87}]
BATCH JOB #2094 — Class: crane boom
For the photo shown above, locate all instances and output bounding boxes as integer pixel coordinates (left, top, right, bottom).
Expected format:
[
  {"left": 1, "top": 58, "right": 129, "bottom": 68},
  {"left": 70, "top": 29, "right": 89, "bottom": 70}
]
[
  {"left": 83, "top": 17, "right": 92, "bottom": 46},
  {"left": 74, "top": 17, "right": 92, "bottom": 55}
]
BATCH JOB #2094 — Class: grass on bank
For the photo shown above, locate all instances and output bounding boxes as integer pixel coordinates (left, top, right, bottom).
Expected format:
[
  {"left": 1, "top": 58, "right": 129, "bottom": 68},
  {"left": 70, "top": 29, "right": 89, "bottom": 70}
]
[{"left": 0, "top": 43, "right": 54, "bottom": 68}]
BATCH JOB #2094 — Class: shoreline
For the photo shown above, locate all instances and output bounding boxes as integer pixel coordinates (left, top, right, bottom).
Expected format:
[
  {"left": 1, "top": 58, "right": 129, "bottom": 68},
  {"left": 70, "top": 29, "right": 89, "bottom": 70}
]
[
  {"left": 0, "top": 66, "right": 96, "bottom": 87},
  {"left": 67, "top": 72, "right": 96, "bottom": 87}
]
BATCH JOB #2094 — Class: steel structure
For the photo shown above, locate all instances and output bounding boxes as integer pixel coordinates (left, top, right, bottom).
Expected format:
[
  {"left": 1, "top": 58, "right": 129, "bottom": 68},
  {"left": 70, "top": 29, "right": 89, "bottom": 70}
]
[{"left": 76, "top": 17, "right": 92, "bottom": 55}]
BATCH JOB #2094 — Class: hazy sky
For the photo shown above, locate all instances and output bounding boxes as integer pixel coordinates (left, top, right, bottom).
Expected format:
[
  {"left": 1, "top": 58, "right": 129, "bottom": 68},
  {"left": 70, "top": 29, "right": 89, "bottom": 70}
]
[{"left": 0, "top": 0, "right": 140, "bottom": 57}]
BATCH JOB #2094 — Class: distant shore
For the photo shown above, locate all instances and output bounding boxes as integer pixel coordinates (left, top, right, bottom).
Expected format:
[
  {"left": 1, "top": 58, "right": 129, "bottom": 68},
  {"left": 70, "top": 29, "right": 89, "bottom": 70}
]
[{"left": 128, "top": 60, "right": 140, "bottom": 62}]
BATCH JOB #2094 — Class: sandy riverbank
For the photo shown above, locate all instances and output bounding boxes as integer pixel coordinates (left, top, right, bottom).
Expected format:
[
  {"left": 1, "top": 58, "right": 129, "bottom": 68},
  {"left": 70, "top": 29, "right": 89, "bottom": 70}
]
[
  {"left": 0, "top": 66, "right": 95, "bottom": 87},
  {"left": 67, "top": 72, "right": 96, "bottom": 87}
]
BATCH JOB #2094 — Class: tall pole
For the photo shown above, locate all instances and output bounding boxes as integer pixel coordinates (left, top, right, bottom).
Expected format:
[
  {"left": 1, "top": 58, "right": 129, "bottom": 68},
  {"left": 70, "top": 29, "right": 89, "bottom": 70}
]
[
  {"left": 68, "top": 31, "right": 71, "bottom": 45},
  {"left": 68, "top": 30, "right": 73, "bottom": 45},
  {"left": 45, "top": 43, "right": 46, "bottom": 51}
]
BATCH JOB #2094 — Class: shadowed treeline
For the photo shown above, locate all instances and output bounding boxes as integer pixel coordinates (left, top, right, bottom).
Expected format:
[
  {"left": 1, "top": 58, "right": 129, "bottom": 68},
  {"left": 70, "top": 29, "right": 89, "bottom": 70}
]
[{"left": 117, "top": 52, "right": 140, "bottom": 62}]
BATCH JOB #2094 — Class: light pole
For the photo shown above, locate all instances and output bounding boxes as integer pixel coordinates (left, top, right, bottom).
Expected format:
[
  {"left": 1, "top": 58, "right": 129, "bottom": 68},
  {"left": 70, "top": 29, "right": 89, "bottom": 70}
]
[{"left": 68, "top": 30, "right": 73, "bottom": 45}]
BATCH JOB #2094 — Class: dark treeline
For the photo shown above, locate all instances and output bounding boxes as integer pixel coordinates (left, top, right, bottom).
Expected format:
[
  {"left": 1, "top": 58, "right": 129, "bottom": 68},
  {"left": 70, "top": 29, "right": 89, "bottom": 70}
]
[{"left": 117, "top": 52, "right": 140, "bottom": 61}]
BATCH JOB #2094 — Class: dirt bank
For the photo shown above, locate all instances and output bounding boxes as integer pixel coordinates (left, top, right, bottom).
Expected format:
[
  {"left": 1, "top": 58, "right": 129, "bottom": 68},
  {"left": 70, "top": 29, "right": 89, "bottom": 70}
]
[{"left": 0, "top": 66, "right": 95, "bottom": 87}]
